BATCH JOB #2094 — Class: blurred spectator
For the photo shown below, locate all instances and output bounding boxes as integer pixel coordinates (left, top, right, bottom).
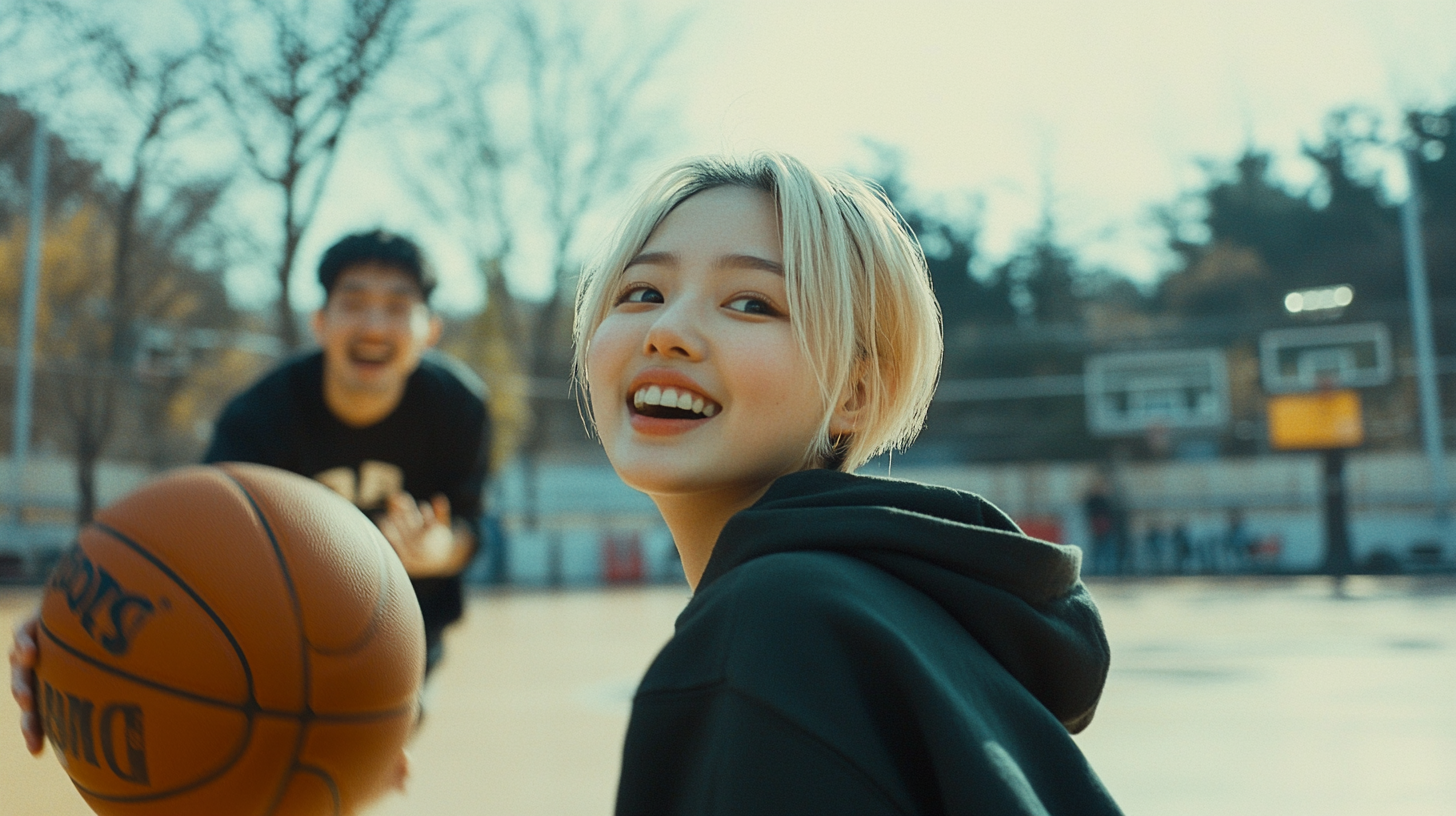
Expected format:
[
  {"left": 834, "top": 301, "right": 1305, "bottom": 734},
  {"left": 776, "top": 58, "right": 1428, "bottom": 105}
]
[
  {"left": 1083, "top": 475, "right": 1127, "bottom": 574},
  {"left": 1143, "top": 523, "right": 1168, "bottom": 575},
  {"left": 1222, "top": 508, "right": 1252, "bottom": 572},
  {"left": 1172, "top": 522, "right": 1194, "bottom": 574}
]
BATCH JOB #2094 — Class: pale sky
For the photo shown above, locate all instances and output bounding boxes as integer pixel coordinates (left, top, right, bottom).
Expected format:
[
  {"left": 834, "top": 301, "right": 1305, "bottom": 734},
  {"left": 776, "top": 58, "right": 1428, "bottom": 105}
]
[{"left": 285, "top": 0, "right": 1456, "bottom": 315}]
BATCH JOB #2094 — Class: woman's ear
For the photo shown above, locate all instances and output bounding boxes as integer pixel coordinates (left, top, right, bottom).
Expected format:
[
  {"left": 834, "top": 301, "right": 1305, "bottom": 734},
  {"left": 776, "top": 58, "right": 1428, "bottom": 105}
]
[{"left": 828, "top": 368, "right": 869, "bottom": 438}]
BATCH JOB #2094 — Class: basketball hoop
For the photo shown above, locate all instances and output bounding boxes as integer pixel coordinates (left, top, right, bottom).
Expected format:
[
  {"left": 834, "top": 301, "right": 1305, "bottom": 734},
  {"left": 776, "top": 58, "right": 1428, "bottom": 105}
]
[
  {"left": 1085, "top": 349, "right": 1230, "bottom": 437},
  {"left": 1259, "top": 323, "right": 1392, "bottom": 394}
]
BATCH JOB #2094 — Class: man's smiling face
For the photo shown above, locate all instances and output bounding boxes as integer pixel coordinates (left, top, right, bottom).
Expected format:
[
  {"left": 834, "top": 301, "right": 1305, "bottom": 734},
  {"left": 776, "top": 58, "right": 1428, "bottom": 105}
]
[{"left": 311, "top": 261, "right": 440, "bottom": 405}]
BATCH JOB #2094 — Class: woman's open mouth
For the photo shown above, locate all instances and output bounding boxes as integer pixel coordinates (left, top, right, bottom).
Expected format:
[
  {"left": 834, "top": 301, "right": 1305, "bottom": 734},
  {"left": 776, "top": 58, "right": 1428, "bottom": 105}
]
[{"left": 630, "top": 384, "right": 720, "bottom": 419}]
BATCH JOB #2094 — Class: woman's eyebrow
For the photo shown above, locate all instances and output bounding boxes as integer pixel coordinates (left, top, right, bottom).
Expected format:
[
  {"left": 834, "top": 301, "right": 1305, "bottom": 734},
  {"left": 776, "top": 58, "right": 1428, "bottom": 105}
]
[
  {"left": 626, "top": 250, "right": 673, "bottom": 268},
  {"left": 719, "top": 253, "right": 784, "bottom": 275},
  {"left": 625, "top": 251, "right": 784, "bottom": 276}
]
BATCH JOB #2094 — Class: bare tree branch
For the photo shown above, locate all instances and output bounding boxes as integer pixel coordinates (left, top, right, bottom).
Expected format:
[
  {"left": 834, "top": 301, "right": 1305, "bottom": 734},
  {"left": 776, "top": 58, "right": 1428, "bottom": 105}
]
[
  {"left": 200, "top": 0, "right": 413, "bottom": 348},
  {"left": 0, "top": 1, "right": 230, "bottom": 522},
  {"left": 401, "top": 0, "right": 688, "bottom": 525}
]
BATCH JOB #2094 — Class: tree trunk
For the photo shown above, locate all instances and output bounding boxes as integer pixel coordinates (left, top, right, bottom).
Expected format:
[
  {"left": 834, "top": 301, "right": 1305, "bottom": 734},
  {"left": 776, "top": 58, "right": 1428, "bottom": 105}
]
[
  {"left": 277, "top": 223, "right": 302, "bottom": 350},
  {"left": 67, "top": 370, "right": 117, "bottom": 527},
  {"left": 75, "top": 428, "right": 99, "bottom": 526},
  {"left": 111, "top": 175, "right": 143, "bottom": 365},
  {"left": 518, "top": 289, "right": 567, "bottom": 531}
]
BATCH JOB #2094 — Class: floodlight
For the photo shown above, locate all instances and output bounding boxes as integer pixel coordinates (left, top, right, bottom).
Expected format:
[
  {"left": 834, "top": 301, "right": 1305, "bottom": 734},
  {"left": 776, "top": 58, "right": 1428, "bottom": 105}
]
[{"left": 1284, "top": 285, "right": 1353, "bottom": 314}]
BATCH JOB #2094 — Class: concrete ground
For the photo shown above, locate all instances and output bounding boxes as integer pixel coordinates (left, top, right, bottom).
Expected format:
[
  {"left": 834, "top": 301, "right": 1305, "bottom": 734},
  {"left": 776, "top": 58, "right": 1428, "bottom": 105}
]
[{"left": 5, "top": 575, "right": 1454, "bottom": 815}]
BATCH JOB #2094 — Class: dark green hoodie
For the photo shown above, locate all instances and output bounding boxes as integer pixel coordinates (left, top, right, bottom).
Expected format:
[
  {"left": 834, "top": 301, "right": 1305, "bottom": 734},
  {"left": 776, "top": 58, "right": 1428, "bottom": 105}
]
[{"left": 616, "top": 469, "right": 1121, "bottom": 815}]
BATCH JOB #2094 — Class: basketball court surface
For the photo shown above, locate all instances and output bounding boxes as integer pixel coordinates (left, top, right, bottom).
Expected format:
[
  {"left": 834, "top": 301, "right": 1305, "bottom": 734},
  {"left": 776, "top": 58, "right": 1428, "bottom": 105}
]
[{"left": 5, "top": 575, "right": 1454, "bottom": 815}]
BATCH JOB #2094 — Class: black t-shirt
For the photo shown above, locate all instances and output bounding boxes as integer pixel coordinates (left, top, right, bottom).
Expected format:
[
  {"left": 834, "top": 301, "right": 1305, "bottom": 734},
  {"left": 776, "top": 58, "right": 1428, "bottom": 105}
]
[{"left": 203, "top": 351, "right": 491, "bottom": 634}]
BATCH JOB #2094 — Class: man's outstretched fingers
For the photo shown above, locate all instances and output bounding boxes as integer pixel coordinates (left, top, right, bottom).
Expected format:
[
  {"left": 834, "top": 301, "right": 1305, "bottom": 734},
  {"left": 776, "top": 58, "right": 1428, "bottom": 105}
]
[
  {"left": 429, "top": 494, "right": 452, "bottom": 525},
  {"left": 19, "top": 709, "right": 43, "bottom": 756},
  {"left": 10, "top": 611, "right": 44, "bottom": 755},
  {"left": 388, "top": 492, "right": 424, "bottom": 532}
]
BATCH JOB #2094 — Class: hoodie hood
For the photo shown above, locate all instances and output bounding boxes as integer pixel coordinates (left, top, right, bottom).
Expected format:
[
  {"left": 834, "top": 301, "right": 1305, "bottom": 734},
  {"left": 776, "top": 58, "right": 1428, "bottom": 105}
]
[{"left": 699, "top": 468, "right": 1110, "bottom": 733}]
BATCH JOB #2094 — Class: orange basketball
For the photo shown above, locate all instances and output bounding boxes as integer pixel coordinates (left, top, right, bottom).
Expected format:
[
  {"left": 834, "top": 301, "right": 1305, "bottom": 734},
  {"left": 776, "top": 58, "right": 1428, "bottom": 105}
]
[{"left": 34, "top": 463, "right": 424, "bottom": 816}]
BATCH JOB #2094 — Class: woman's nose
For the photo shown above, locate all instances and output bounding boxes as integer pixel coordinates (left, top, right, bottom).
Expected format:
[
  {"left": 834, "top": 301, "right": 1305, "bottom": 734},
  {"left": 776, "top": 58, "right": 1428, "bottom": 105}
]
[{"left": 643, "top": 301, "right": 704, "bottom": 360}]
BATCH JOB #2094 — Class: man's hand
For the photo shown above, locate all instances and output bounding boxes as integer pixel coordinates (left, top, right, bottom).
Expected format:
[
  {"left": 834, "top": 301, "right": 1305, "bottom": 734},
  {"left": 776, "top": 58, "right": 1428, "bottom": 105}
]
[
  {"left": 9, "top": 608, "right": 43, "bottom": 756},
  {"left": 377, "top": 493, "right": 473, "bottom": 578}
]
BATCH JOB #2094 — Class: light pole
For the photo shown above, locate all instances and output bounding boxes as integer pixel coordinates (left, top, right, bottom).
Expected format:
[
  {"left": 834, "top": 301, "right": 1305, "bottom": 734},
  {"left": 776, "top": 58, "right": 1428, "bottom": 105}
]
[
  {"left": 1400, "top": 144, "right": 1451, "bottom": 542},
  {"left": 10, "top": 118, "right": 46, "bottom": 535}
]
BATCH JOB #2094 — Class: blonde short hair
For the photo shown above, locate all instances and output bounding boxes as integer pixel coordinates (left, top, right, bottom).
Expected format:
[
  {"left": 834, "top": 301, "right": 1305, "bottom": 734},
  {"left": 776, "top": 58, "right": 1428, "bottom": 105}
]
[{"left": 573, "top": 152, "right": 942, "bottom": 471}]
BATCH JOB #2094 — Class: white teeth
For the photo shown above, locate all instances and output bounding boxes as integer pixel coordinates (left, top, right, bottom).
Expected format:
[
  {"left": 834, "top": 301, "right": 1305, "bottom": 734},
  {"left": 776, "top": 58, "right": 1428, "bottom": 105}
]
[{"left": 631, "top": 384, "right": 720, "bottom": 417}]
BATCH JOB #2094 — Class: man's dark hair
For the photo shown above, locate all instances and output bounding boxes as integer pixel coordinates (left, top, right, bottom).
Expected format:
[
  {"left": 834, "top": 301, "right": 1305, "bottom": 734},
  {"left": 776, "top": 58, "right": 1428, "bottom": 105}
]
[{"left": 318, "top": 230, "right": 437, "bottom": 302}]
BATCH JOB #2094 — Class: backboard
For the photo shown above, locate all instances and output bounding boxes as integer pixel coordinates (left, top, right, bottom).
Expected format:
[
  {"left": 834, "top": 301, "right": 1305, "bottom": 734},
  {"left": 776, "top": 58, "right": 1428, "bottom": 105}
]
[
  {"left": 1085, "top": 348, "right": 1229, "bottom": 436},
  {"left": 1259, "top": 322, "right": 1391, "bottom": 394}
]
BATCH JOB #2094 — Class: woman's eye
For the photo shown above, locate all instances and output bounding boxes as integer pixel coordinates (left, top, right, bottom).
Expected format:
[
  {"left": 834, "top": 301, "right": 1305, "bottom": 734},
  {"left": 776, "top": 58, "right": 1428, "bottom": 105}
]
[
  {"left": 725, "top": 295, "right": 778, "bottom": 316},
  {"left": 618, "top": 286, "right": 663, "bottom": 305}
]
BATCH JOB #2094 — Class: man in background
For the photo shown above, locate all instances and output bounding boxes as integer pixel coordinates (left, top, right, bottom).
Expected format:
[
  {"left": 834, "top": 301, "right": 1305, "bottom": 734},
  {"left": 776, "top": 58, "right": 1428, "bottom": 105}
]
[
  {"left": 12, "top": 230, "right": 490, "bottom": 756},
  {"left": 205, "top": 229, "right": 492, "bottom": 677}
]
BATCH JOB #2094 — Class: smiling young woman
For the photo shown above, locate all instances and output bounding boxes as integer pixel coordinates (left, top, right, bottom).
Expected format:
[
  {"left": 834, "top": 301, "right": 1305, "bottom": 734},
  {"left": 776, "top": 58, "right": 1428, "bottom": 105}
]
[
  {"left": 584, "top": 185, "right": 849, "bottom": 580},
  {"left": 574, "top": 153, "right": 1123, "bottom": 816}
]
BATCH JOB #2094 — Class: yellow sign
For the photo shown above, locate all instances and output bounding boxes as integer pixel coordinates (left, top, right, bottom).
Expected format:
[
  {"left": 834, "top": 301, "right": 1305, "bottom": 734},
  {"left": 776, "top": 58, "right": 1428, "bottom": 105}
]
[{"left": 1267, "top": 390, "right": 1363, "bottom": 450}]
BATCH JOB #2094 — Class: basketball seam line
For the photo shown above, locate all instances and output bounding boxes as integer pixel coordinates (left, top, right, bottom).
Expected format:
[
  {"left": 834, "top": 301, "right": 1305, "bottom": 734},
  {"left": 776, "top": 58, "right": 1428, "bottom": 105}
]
[
  {"left": 37, "top": 624, "right": 416, "bottom": 722},
  {"left": 41, "top": 623, "right": 259, "bottom": 805},
  {"left": 92, "top": 520, "right": 258, "bottom": 703},
  {"left": 223, "top": 469, "right": 320, "bottom": 816},
  {"left": 308, "top": 529, "right": 391, "bottom": 657},
  {"left": 40, "top": 620, "right": 251, "bottom": 713},
  {"left": 295, "top": 763, "right": 343, "bottom": 814}
]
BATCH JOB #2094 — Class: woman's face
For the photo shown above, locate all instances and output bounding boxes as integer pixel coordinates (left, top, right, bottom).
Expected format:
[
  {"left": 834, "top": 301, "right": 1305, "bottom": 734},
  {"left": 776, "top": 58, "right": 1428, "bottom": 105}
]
[{"left": 586, "top": 185, "right": 837, "bottom": 503}]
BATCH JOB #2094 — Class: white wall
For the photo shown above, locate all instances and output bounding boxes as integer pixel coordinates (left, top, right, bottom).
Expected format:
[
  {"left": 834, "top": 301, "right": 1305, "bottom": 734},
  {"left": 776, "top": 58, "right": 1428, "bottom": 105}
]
[
  {"left": 5, "top": 452, "right": 1449, "bottom": 580},
  {"left": 491, "top": 451, "right": 1455, "bottom": 580}
]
